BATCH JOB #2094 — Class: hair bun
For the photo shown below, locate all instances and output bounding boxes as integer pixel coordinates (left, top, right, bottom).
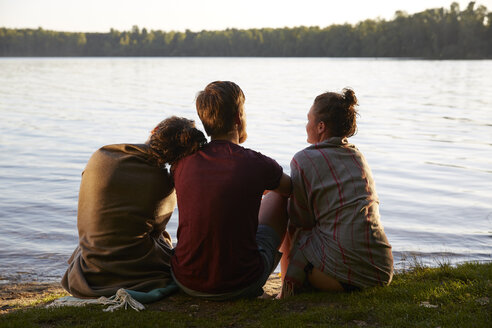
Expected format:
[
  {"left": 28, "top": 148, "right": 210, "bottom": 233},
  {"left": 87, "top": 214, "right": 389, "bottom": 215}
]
[{"left": 342, "top": 88, "right": 358, "bottom": 107}]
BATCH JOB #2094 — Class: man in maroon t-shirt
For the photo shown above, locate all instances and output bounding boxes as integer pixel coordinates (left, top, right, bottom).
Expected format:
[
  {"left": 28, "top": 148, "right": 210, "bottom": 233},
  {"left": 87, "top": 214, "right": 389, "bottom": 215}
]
[{"left": 171, "top": 81, "right": 291, "bottom": 299}]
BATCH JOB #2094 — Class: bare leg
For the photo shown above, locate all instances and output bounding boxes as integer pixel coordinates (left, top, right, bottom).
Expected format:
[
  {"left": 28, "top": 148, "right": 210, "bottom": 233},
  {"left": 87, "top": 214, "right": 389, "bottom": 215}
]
[
  {"left": 307, "top": 268, "right": 344, "bottom": 292},
  {"left": 279, "top": 226, "right": 297, "bottom": 282},
  {"left": 258, "top": 192, "right": 288, "bottom": 247}
]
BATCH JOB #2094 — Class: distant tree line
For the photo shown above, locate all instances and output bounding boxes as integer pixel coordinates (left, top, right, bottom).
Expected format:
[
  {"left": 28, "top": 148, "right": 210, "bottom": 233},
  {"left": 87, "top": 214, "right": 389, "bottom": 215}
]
[{"left": 1, "top": 2, "right": 490, "bottom": 58}]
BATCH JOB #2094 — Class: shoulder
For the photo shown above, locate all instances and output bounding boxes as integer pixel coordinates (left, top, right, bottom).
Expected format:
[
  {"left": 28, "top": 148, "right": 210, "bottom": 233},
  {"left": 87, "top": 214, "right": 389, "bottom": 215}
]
[
  {"left": 98, "top": 143, "right": 149, "bottom": 155},
  {"left": 95, "top": 144, "right": 152, "bottom": 160},
  {"left": 339, "top": 140, "right": 365, "bottom": 161},
  {"left": 241, "top": 145, "right": 270, "bottom": 159},
  {"left": 207, "top": 140, "right": 278, "bottom": 165},
  {"left": 291, "top": 144, "right": 317, "bottom": 167},
  {"left": 87, "top": 144, "right": 155, "bottom": 171},
  {"left": 239, "top": 145, "right": 281, "bottom": 169},
  {"left": 293, "top": 145, "right": 314, "bottom": 160}
]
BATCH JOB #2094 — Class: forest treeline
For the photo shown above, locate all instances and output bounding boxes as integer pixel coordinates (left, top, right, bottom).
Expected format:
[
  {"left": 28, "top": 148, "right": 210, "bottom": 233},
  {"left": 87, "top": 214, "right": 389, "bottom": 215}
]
[{"left": 1, "top": 2, "right": 491, "bottom": 58}]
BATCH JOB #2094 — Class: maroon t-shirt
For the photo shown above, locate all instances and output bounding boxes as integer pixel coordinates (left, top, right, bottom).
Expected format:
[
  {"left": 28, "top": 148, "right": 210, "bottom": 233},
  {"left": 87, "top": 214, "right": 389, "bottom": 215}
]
[{"left": 171, "top": 140, "right": 283, "bottom": 293}]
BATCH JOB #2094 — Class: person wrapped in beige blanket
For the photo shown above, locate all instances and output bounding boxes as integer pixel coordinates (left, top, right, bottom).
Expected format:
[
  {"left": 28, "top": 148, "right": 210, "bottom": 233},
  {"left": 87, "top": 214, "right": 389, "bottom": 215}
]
[{"left": 62, "top": 116, "right": 206, "bottom": 298}]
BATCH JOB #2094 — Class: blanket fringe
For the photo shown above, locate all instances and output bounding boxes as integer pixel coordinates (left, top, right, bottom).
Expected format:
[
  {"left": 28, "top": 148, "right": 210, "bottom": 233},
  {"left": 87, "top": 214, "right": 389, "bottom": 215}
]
[{"left": 47, "top": 288, "right": 145, "bottom": 312}]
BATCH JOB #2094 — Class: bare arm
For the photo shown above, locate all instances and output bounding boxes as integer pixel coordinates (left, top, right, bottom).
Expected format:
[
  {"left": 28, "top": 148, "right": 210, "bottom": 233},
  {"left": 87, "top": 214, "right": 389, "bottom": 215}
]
[{"left": 270, "top": 172, "right": 292, "bottom": 197}]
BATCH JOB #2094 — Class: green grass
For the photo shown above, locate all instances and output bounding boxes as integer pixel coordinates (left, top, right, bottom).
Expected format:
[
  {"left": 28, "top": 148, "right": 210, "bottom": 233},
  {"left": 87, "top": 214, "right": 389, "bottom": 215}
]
[{"left": 1, "top": 262, "right": 490, "bottom": 327}]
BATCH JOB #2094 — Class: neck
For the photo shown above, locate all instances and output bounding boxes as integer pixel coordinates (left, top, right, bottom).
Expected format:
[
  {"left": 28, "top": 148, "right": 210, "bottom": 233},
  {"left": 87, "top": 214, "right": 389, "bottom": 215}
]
[
  {"left": 211, "top": 130, "right": 239, "bottom": 144},
  {"left": 318, "top": 130, "right": 332, "bottom": 142}
]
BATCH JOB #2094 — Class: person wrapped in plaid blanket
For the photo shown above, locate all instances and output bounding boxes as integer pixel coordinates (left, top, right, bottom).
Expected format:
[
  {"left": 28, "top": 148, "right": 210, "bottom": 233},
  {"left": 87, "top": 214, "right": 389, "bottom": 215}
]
[{"left": 279, "top": 88, "right": 393, "bottom": 297}]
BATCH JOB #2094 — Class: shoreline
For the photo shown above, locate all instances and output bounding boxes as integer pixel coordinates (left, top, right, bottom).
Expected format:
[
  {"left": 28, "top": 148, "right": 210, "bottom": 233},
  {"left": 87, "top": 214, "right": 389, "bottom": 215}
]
[
  {"left": 0, "top": 281, "right": 66, "bottom": 314},
  {"left": 1, "top": 263, "right": 490, "bottom": 327},
  {"left": 0, "top": 274, "right": 283, "bottom": 315}
]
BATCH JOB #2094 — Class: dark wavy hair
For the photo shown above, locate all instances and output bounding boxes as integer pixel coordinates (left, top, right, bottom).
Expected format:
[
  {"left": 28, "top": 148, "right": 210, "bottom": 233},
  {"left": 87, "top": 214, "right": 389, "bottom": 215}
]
[
  {"left": 313, "top": 88, "right": 359, "bottom": 138},
  {"left": 148, "top": 116, "right": 207, "bottom": 169},
  {"left": 196, "top": 81, "right": 245, "bottom": 137}
]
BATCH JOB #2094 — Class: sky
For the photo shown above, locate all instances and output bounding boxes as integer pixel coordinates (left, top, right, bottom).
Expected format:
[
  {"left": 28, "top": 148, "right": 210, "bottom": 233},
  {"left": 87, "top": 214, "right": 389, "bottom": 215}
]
[{"left": 1, "top": 0, "right": 491, "bottom": 33}]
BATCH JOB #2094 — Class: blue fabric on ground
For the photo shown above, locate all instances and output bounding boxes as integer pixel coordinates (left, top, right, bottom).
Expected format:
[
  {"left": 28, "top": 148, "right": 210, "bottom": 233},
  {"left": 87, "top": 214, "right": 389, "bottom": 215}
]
[{"left": 124, "top": 281, "right": 179, "bottom": 304}]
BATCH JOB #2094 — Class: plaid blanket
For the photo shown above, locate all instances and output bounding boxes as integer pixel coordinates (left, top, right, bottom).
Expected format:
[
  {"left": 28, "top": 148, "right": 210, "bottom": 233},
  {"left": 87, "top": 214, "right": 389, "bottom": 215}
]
[{"left": 282, "top": 137, "right": 394, "bottom": 294}]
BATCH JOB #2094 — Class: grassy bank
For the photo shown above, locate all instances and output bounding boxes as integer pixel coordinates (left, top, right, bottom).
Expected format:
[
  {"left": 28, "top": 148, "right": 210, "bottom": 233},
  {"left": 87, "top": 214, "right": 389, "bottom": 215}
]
[{"left": 1, "top": 262, "right": 490, "bottom": 327}]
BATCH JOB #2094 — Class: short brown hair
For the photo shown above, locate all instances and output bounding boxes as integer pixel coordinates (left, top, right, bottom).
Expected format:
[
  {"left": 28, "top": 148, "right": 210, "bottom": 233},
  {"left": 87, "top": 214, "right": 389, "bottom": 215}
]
[
  {"left": 196, "top": 81, "right": 245, "bottom": 137},
  {"left": 148, "top": 116, "right": 207, "bottom": 168},
  {"left": 313, "top": 88, "right": 359, "bottom": 138}
]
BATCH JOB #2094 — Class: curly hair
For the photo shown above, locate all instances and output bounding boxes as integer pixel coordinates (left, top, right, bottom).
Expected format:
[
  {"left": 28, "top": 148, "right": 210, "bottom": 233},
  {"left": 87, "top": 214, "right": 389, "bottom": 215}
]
[
  {"left": 148, "top": 116, "right": 207, "bottom": 169},
  {"left": 313, "top": 88, "right": 359, "bottom": 138}
]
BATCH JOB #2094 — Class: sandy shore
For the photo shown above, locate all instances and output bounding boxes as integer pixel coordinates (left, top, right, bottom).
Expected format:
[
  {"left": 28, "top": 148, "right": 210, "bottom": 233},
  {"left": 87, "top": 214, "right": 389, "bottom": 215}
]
[
  {"left": 0, "top": 281, "right": 67, "bottom": 314},
  {"left": 0, "top": 274, "right": 282, "bottom": 314}
]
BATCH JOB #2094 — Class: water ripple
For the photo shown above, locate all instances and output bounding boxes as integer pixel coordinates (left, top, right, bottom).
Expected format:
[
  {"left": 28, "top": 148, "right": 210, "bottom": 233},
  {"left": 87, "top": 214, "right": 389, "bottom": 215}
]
[{"left": 1, "top": 57, "right": 491, "bottom": 282}]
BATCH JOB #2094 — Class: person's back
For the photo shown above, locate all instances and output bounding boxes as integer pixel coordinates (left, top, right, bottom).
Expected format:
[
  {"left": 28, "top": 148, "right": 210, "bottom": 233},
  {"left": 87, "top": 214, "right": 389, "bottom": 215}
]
[
  {"left": 171, "top": 81, "right": 291, "bottom": 299},
  {"left": 280, "top": 88, "right": 393, "bottom": 297},
  {"left": 78, "top": 144, "right": 174, "bottom": 250},
  {"left": 62, "top": 143, "right": 175, "bottom": 298},
  {"left": 62, "top": 117, "right": 206, "bottom": 298},
  {"left": 172, "top": 140, "right": 282, "bottom": 292},
  {"left": 290, "top": 138, "right": 392, "bottom": 288}
]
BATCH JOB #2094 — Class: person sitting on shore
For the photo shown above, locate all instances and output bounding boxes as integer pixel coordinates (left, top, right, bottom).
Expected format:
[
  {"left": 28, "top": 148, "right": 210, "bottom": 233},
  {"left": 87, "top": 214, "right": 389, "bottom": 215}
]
[
  {"left": 279, "top": 88, "right": 393, "bottom": 297},
  {"left": 62, "top": 116, "right": 206, "bottom": 298},
  {"left": 171, "top": 81, "right": 292, "bottom": 300}
]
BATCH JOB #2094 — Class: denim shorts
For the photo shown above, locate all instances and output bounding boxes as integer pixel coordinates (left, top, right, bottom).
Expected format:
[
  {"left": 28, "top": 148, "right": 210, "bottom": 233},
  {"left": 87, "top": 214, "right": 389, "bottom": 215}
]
[{"left": 172, "top": 224, "right": 282, "bottom": 301}]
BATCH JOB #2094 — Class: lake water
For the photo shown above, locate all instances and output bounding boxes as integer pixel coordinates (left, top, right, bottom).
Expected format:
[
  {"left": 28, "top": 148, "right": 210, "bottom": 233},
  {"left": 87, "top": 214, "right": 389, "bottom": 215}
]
[{"left": 0, "top": 58, "right": 491, "bottom": 284}]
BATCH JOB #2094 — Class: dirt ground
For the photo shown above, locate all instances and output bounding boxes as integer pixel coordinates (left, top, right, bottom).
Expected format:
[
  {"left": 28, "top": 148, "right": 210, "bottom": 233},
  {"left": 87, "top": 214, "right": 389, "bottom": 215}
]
[{"left": 0, "top": 274, "right": 283, "bottom": 315}]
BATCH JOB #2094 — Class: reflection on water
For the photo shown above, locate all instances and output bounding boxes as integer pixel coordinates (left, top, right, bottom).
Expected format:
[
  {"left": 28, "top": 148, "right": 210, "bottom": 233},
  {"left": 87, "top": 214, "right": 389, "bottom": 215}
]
[{"left": 0, "top": 58, "right": 491, "bottom": 282}]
